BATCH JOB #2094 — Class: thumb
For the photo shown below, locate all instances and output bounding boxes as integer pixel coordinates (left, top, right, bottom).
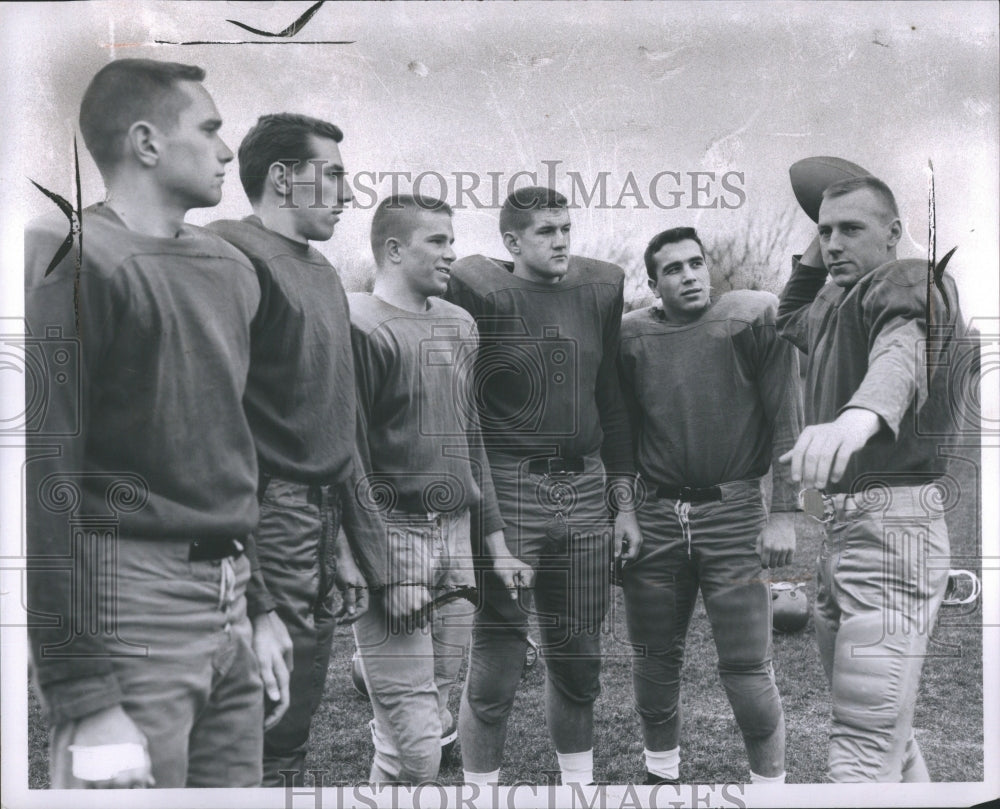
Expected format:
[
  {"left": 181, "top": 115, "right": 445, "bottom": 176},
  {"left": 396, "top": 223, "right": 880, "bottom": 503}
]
[
  {"left": 344, "top": 586, "right": 357, "bottom": 614},
  {"left": 778, "top": 449, "right": 793, "bottom": 464}
]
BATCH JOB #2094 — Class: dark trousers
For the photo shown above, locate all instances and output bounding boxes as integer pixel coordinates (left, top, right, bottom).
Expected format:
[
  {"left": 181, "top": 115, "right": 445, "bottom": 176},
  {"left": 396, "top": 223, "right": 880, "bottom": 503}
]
[{"left": 255, "top": 476, "right": 341, "bottom": 787}]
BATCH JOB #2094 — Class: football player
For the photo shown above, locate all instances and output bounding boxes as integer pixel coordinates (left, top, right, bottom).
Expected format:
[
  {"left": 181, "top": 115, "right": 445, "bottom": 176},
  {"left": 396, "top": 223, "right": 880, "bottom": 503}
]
[
  {"left": 348, "top": 194, "right": 528, "bottom": 784},
  {"left": 777, "top": 174, "right": 966, "bottom": 781},
  {"left": 446, "top": 186, "right": 642, "bottom": 787},
  {"left": 618, "top": 226, "right": 802, "bottom": 784}
]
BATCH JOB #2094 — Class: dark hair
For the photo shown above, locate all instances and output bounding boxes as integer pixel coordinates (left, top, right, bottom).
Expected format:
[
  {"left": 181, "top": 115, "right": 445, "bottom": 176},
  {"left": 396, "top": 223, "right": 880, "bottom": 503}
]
[
  {"left": 79, "top": 58, "right": 206, "bottom": 175},
  {"left": 498, "top": 186, "right": 569, "bottom": 235},
  {"left": 370, "top": 195, "right": 453, "bottom": 265},
  {"left": 822, "top": 175, "right": 899, "bottom": 221},
  {"left": 643, "top": 227, "right": 705, "bottom": 281},
  {"left": 237, "top": 113, "right": 344, "bottom": 202}
]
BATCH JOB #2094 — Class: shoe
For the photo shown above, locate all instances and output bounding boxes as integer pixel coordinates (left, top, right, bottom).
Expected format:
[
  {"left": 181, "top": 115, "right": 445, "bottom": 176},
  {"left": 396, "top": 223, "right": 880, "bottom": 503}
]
[{"left": 644, "top": 770, "right": 680, "bottom": 785}]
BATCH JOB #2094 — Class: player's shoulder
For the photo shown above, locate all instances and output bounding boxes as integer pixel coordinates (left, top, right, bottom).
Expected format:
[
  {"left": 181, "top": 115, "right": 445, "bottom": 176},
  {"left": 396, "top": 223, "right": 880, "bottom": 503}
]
[
  {"left": 347, "top": 292, "right": 381, "bottom": 328},
  {"left": 205, "top": 217, "right": 259, "bottom": 250},
  {"left": 206, "top": 217, "right": 292, "bottom": 265},
  {"left": 429, "top": 295, "right": 476, "bottom": 325},
  {"left": 449, "top": 254, "right": 513, "bottom": 293},
  {"left": 570, "top": 255, "right": 625, "bottom": 285},
  {"left": 186, "top": 224, "right": 257, "bottom": 273},
  {"left": 621, "top": 304, "right": 660, "bottom": 339},
  {"left": 866, "top": 258, "right": 928, "bottom": 289},
  {"left": 713, "top": 289, "right": 779, "bottom": 324}
]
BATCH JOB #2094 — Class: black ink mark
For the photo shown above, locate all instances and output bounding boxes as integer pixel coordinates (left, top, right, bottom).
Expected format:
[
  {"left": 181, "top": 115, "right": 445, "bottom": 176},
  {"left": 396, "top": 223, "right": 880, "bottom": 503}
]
[
  {"left": 872, "top": 38, "right": 889, "bottom": 48},
  {"left": 29, "top": 138, "right": 83, "bottom": 335},
  {"left": 29, "top": 181, "right": 75, "bottom": 277},
  {"left": 152, "top": 40, "right": 354, "bottom": 46},
  {"left": 926, "top": 158, "right": 957, "bottom": 389},
  {"left": 227, "top": 0, "right": 326, "bottom": 38}
]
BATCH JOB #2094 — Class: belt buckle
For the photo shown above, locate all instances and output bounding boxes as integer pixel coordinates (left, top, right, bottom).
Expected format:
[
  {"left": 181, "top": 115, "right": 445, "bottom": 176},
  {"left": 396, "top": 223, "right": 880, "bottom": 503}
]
[
  {"left": 546, "top": 457, "right": 565, "bottom": 477},
  {"left": 798, "top": 488, "right": 835, "bottom": 524},
  {"left": 678, "top": 486, "right": 693, "bottom": 502}
]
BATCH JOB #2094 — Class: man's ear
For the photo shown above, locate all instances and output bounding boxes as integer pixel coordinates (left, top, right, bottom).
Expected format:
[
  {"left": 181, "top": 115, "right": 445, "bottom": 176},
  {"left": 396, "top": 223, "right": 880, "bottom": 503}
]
[
  {"left": 502, "top": 230, "right": 520, "bottom": 255},
  {"left": 126, "top": 121, "right": 159, "bottom": 167},
  {"left": 647, "top": 276, "right": 661, "bottom": 298},
  {"left": 267, "top": 161, "right": 292, "bottom": 196},
  {"left": 383, "top": 236, "right": 403, "bottom": 264},
  {"left": 887, "top": 217, "right": 902, "bottom": 250}
]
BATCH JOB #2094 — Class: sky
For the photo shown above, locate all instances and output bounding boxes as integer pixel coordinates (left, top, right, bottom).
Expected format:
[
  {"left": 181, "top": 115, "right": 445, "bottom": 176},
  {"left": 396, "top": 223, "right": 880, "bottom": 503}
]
[{"left": 1, "top": 0, "right": 997, "bottom": 315}]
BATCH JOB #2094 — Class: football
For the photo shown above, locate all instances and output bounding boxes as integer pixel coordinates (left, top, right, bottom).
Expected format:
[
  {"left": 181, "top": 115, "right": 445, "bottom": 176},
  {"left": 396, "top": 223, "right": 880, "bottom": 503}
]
[{"left": 788, "top": 156, "right": 872, "bottom": 222}]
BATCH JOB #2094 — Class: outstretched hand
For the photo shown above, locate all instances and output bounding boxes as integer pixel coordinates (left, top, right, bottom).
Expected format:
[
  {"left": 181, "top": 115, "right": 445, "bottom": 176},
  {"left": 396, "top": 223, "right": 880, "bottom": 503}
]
[{"left": 779, "top": 408, "right": 881, "bottom": 490}]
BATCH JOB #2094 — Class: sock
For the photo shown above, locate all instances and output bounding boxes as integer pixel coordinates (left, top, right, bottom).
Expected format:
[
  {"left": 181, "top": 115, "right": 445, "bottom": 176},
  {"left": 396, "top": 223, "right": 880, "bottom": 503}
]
[
  {"left": 749, "top": 770, "right": 786, "bottom": 784},
  {"left": 557, "top": 750, "right": 594, "bottom": 786},
  {"left": 644, "top": 747, "right": 680, "bottom": 781},
  {"left": 463, "top": 769, "right": 500, "bottom": 786}
]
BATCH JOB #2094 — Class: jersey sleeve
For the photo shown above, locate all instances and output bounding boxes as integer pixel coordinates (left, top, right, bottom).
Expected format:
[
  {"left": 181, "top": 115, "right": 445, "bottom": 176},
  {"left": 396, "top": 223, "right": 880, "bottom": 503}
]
[
  {"left": 595, "top": 276, "right": 635, "bottom": 476},
  {"left": 462, "top": 322, "right": 505, "bottom": 537},
  {"left": 341, "top": 322, "right": 390, "bottom": 588},
  {"left": 777, "top": 254, "right": 828, "bottom": 353},
  {"left": 24, "top": 219, "right": 124, "bottom": 722},
  {"left": 752, "top": 298, "right": 803, "bottom": 513},
  {"left": 843, "top": 265, "right": 933, "bottom": 438}
]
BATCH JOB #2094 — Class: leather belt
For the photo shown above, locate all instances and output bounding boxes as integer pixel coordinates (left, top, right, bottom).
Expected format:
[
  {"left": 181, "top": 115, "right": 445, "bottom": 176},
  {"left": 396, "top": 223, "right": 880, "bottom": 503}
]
[
  {"left": 189, "top": 537, "right": 245, "bottom": 562},
  {"left": 655, "top": 484, "right": 722, "bottom": 503},
  {"left": 527, "top": 456, "right": 586, "bottom": 476}
]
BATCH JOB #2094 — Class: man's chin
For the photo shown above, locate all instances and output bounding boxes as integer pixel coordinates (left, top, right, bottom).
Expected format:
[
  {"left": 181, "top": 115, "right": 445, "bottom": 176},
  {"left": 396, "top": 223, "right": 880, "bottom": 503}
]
[{"left": 830, "top": 269, "right": 862, "bottom": 287}]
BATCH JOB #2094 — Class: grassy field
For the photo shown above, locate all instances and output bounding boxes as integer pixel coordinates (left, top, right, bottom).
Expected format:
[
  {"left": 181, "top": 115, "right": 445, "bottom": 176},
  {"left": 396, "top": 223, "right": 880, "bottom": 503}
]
[{"left": 26, "top": 451, "right": 984, "bottom": 787}]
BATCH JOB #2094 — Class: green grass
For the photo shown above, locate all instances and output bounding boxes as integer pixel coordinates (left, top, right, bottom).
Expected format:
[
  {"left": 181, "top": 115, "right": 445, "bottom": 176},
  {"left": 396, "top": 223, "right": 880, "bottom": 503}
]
[{"left": 26, "top": 452, "right": 984, "bottom": 786}]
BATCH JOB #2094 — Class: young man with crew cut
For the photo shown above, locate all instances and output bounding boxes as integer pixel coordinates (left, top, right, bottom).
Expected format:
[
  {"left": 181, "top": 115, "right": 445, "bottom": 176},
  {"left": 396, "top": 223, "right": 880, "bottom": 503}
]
[
  {"left": 348, "top": 195, "right": 530, "bottom": 784},
  {"left": 618, "top": 226, "right": 802, "bottom": 784},
  {"left": 208, "top": 113, "right": 387, "bottom": 786},
  {"left": 445, "top": 186, "right": 642, "bottom": 787},
  {"left": 25, "top": 58, "right": 285, "bottom": 788},
  {"left": 777, "top": 175, "right": 966, "bottom": 782}
]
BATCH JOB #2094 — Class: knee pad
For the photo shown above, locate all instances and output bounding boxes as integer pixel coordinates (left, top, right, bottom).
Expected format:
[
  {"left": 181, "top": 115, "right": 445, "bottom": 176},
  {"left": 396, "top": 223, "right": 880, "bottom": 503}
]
[
  {"left": 370, "top": 719, "right": 442, "bottom": 784},
  {"left": 545, "top": 651, "right": 602, "bottom": 705},
  {"left": 465, "top": 633, "right": 527, "bottom": 726},
  {"left": 718, "top": 663, "right": 783, "bottom": 740}
]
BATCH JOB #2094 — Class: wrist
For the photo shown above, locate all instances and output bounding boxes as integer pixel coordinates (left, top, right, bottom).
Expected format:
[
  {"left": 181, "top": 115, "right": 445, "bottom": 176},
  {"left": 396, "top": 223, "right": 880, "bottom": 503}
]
[{"left": 838, "top": 407, "right": 881, "bottom": 440}]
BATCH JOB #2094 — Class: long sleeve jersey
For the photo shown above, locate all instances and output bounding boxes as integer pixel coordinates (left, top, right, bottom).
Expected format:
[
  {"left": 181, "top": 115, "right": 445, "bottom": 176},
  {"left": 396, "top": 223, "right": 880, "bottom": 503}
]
[
  {"left": 24, "top": 204, "right": 261, "bottom": 721},
  {"left": 208, "top": 216, "right": 356, "bottom": 484},
  {"left": 620, "top": 291, "right": 802, "bottom": 511},
  {"left": 445, "top": 254, "right": 633, "bottom": 475},
  {"left": 777, "top": 256, "right": 966, "bottom": 494},
  {"left": 208, "top": 216, "right": 386, "bottom": 597},
  {"left": 348, "top": 293, "right": 505, "bottom": 541}
]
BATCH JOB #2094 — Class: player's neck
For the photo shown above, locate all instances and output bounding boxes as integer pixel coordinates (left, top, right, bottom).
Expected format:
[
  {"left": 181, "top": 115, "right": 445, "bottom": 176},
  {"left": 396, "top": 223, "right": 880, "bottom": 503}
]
[
  {"left": 254, "top": 205, "right": 310, "bottom": 245},
  {"left": 511, "top": 259, "right": 563, "bottom": 285},
  {"left": 372, "top": 275, "right": 431, "bottom": 313},
  {"left": 103, "top": 181, "right": 189, "bottom": 239}
]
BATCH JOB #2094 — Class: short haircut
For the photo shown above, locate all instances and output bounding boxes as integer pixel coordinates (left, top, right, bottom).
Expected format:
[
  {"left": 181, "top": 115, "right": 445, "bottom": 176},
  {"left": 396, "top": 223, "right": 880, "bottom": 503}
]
[
  {"left": 370, "top": 195, "right": 453, "bottom": 265},
  {"left": 79, "top": 58, "right": 206, "bottom": 176},
  {"left": 643, "top": 226, "right": 706, "bottom": 281},
  {"left": 237, "top": 113, "right": 344, "bottom": 202},
  {"left": 822, "top": 175, "right": 900, "bottom": 221},
  {"left": 499, "top": 186, "right": 569, "bottom": 236}
]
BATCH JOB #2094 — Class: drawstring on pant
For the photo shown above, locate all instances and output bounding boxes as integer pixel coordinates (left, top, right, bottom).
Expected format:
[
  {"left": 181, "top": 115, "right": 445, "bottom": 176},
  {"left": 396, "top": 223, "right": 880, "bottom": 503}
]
[{"left": 673, "top": 499, "right": 692, "bottom": 558}]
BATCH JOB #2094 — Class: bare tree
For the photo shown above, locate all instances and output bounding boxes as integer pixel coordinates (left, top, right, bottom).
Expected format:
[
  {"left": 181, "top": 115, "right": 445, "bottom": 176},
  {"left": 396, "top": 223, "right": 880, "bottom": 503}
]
[
  {"left": 703, "top": 204, "right": 798, "bottom": 297},
  {"left": 613, "top": 205, "right": 800, "bottom": 313}
]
